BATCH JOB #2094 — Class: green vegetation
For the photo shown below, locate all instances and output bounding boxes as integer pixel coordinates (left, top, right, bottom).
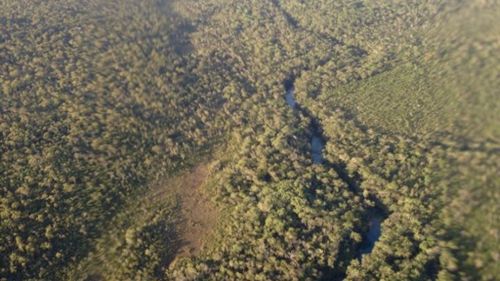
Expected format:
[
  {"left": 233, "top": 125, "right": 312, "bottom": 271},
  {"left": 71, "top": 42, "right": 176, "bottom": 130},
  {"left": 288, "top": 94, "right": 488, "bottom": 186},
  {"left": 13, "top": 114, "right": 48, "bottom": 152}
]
[{"left": 0, "top": 0, "right": 498, "bottom": 280}]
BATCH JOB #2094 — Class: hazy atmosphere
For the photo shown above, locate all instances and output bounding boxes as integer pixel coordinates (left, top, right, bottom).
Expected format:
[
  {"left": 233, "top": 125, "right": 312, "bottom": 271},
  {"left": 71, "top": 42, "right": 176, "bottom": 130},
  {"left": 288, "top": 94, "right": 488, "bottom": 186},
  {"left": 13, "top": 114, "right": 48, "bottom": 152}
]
[{"left": 0, "top": 0, "right": 498, "bottom": 280}]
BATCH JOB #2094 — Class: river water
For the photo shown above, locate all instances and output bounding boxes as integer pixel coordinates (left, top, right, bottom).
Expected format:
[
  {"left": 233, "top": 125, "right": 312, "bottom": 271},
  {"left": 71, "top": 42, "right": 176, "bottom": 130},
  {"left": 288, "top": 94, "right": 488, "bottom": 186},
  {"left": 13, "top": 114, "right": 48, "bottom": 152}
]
[
  {"left": 285, "top": 84, "right": 324, "bottom": 164},
  {"left": 285, "top": 85, "right": 297, "bottom": 109},
  {"left": 359, "top": 213, "right": 383, "bottom": 255},
  {"left": 284, "top": 81, "right": 382, "bottom": 255}
]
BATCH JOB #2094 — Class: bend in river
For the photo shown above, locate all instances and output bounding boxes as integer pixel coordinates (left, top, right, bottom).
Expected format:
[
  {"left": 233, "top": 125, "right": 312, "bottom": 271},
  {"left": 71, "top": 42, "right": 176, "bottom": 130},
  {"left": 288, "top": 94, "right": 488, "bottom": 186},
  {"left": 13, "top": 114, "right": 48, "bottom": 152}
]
[
  {"left": 284, "top": 79, "right": 382, "bottom": 257},
  {"left": 284, "top": 80, "right": 324, "bottom": 164}
]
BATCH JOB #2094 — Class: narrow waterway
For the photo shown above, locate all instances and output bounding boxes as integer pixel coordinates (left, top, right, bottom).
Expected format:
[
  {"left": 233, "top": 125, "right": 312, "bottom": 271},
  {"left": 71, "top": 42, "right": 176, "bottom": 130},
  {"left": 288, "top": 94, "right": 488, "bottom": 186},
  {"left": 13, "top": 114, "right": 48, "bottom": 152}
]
[
  {"left": 359, "top": 213, "right": 383, "bottom": 255},
  {"left": 285, "top": 85, "right": 297, "bottom": 109},
  {"left": 284, "top": 80, "right": 382, "bottom": 257},
  {"left": 285, "top": 82, "right": 324, "bottom": 164}
]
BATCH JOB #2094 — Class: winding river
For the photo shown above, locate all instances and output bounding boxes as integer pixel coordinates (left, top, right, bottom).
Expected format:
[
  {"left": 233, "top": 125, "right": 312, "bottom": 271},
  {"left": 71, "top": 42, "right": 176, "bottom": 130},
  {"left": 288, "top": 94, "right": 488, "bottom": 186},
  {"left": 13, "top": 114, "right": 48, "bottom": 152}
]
[
  {"left": 285, "top": 83, "right": 324, "bottom": 164},
  {"left": 284, "top": 80, "right": 381, "bottom": 256}
]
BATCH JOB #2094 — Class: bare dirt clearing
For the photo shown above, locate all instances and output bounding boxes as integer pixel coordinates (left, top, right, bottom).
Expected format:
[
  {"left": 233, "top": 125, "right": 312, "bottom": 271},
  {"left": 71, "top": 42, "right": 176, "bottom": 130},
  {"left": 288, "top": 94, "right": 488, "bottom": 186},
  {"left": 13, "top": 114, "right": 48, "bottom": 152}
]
[
  {"left": 77, "top": 164, "right": 219, "bottom": 281},
  {"left": 153, "top": 164, "right": 219, "bottom": 262}
]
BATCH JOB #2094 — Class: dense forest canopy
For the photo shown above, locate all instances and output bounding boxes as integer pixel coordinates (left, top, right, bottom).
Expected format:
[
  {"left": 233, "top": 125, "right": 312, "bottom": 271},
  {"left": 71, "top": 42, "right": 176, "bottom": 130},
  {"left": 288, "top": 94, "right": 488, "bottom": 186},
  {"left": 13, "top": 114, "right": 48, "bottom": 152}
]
[{"left": 0, "top": 0, "right": 498, "bottom": 280}]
